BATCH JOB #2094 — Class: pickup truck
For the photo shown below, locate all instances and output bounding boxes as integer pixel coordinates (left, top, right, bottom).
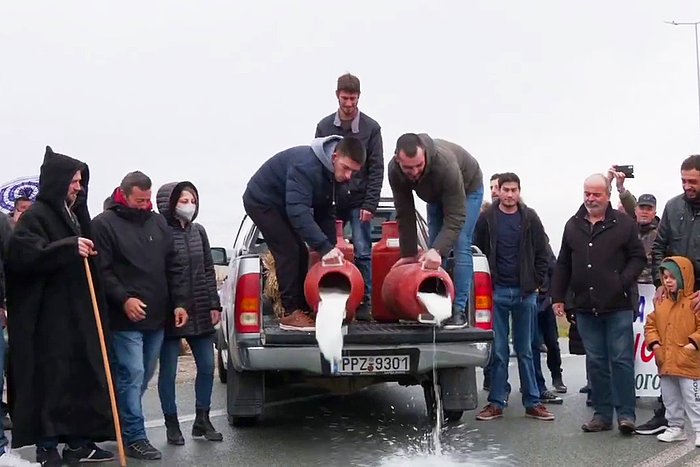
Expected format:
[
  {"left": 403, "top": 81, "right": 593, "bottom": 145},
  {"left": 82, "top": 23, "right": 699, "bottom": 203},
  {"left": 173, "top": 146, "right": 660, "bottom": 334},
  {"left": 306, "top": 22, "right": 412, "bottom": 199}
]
[{"left": 216, "top": 198, "right": 494, "bottom": 426}]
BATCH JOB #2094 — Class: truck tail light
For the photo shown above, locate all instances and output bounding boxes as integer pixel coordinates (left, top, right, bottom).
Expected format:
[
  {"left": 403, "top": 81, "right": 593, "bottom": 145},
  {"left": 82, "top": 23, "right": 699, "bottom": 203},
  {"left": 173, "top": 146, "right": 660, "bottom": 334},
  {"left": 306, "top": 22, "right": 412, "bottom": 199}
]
[
  {"left": 235, "top": 272, "right": 261, "bottom": 333},
  {"left": 474, "top": 271, "right": 493, "bottom": 330}
]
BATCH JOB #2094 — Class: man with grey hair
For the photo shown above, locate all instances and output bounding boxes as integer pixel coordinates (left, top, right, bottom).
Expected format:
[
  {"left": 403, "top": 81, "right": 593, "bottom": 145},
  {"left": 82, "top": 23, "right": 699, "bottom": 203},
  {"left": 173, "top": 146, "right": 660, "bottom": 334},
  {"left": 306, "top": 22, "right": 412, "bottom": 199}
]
[
  {"left": 551, "top": 173, "right": 646, "bottom": 435},
  {"left": 92, "top": 171, "right": 189, "bottom": 461}
]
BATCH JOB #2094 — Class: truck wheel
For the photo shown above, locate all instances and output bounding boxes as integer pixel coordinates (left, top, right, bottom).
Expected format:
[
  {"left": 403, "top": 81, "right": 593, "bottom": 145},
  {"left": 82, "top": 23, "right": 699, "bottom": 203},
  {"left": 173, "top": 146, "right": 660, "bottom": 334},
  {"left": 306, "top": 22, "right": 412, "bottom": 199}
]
[
  {"left": 423, "top": 381, "right": 464, "bottom": 423},
  {"left": 443, "top": 410, "right": 463, "bottom": 422},
  {"left": 228, "top": 415, "right": 259, "bottom": 428},
  {"left": 217, "top": 348, "right": 227, "bottom": 384}
]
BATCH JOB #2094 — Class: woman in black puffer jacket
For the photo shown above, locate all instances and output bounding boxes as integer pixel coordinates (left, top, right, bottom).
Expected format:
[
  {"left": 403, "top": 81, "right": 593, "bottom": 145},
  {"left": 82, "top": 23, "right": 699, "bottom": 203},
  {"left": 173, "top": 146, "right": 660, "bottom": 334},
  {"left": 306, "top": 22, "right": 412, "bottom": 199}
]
[{"left": 156, "top": 181, "right": 223, "bottom": 445}]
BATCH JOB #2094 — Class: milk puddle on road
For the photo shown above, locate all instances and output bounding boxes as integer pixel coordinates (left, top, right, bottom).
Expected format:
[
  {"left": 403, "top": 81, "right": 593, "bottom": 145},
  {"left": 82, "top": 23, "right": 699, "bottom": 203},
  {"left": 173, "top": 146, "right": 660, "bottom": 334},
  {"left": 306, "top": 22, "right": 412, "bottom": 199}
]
[{"left": 315, "top": 287, "right": 350, "bottom": 370}]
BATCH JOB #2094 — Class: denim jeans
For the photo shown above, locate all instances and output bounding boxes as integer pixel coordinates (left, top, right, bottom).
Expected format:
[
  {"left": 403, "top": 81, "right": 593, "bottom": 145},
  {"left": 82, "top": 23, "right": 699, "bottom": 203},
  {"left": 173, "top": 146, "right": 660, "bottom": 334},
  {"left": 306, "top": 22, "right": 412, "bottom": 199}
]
[
  {"left": 345, "top": 208, "right": 372, "bottom": 305},
  {"left": 111, "top": 330, "right": 164, "bottom": 444},
  {"left": 158, "top": 334, "right": 215, "bottom": 415},
  {"left": 575, "top": 310, "right": 636, "bottom": 423},
  {"left": 427, "top": 185, "right": 484, "bottom": 312},
  {"left": 488, "top": 286, "right": 540, "bottom": 409},
  {"left": 532, "top": 313, "right": 547, "bottom": 395}
]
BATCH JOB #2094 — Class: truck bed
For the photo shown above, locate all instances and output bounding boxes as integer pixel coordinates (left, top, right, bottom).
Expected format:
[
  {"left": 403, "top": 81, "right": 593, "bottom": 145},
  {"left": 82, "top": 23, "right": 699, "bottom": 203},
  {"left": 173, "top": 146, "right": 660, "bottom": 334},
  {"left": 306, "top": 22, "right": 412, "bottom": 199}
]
[{"left": 261, "top": 316, "right": 494, "bottom": 346}]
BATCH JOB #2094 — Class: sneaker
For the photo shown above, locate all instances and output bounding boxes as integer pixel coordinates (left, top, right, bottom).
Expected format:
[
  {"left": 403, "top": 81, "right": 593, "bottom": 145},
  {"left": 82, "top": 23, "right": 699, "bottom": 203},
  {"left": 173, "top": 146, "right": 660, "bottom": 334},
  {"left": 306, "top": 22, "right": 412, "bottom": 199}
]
[
  {"left": 657, "top": 426, "right": 687, "bottom": 443},
  {"left": 540, "top": 390, "right": 563, "bottom": 405},
  {"left": 443, "top": 308, "right": 468, "bottom": 330},
  {"left": 35, "top": 448, "right": 61, "bottom": 467},
  {"left": 63, "top": 442, "right": 114, "bottom": 463},
  {"left": 581, "top": 417, "right": 613, "bottom": 432},
  {"left": 279, "top": 310, "right": 315, "bottom": 331},
  {"left": 636, "top": 409, "right": 669, "bottom": 435},
  {"left": 354, "top": 303, "right": 372, "bottom": 322},
  {"left": 0, "top": 449, "right": 40, "bottom": 467},
  {"left": 552, "top": 376, "right": 567, "bottom": 394},
  {"left": 526, "top": 404, "right": 555, "bottom": 421},
  {"left": 579, "top": 384, "right": 590, "bottom": 394},
  {"left": 126, "top": 439, "right": 162, "bottom": 460},
  {"left": 618, "top": 419, "right": 636, "bottom": 435},
  {"left": 476, "top": 404, "right": 503, "bottom": 421}
]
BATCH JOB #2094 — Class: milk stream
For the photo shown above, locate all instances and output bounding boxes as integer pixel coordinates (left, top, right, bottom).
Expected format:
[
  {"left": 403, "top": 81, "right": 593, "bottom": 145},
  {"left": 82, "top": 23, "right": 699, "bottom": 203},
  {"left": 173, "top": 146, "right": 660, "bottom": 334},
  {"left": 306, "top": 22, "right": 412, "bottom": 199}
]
[
  {"left": 417, "top": 292, "right": 452, "bottom": 325},
  {"left": 416, "top": 292, "right": 452, "bottom": 455},
  {"left": 315, "top": 287, "right": 350, "bottom": 372}
]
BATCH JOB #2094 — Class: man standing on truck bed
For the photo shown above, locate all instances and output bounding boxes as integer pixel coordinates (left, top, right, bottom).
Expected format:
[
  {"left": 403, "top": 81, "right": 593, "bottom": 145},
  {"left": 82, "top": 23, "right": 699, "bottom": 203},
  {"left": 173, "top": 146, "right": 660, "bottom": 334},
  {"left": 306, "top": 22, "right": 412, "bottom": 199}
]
[
  {"left": 388, "top": 133, "right": 484, "bottom": 329},
  {"left": 243, "top": 136, "right": 366, "bottom": 331},
  {"left": 315, "top": 73, "right": 383, "bottom": 322}
]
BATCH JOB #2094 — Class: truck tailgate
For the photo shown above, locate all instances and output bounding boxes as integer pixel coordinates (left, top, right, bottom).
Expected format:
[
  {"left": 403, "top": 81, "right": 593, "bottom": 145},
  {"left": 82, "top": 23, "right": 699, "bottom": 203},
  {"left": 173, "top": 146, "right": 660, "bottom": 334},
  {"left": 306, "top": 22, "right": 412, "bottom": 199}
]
[{"left": 261, "top": 316, "right": 493, "bottom": 346}]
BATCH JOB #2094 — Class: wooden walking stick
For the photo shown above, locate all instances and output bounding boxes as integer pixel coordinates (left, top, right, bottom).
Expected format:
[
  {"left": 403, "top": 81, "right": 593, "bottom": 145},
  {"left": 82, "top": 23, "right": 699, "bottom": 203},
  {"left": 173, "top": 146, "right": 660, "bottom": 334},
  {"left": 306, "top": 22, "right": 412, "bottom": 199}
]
[{"left": 84, "top": 258, "right": 127, "bottom": 467}]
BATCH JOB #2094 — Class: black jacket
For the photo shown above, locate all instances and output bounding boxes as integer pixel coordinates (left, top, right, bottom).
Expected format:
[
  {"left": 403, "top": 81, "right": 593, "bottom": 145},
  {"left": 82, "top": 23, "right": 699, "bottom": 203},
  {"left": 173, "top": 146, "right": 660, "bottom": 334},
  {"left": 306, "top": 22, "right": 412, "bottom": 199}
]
[
  {"left": 156, "top": 182, "right": 221, "bottom": 338},
  {"left": 0, "top": 213, "right": 11, "bottom": 306},
  {"left": 652, "top": 194, "right": 700, "bottom": 289},
  {"left": 551, "top": 203, "right": 646, "bottom": 313},
  {"left": 5, "top": 146, "right": 114, "bottom": 448},
  {"left": 474, "top": 201, "right": 549, "bottom": 294},
  {"left": 315, "top": 111, "right": 384, "bottom": 213},
  {"left": 92, "top": 188, "right": 188, "bottom": 332},
  {"left": 243, "top": 137, "right": 340, "bottom": 256}
]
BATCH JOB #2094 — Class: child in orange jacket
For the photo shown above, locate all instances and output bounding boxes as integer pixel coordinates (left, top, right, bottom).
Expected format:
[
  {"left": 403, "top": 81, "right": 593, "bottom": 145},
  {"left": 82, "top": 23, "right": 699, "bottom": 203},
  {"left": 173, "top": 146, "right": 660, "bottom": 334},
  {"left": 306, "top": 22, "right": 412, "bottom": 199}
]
[{"left": 645, "top": 256, "right": 700, "bottom": 445}]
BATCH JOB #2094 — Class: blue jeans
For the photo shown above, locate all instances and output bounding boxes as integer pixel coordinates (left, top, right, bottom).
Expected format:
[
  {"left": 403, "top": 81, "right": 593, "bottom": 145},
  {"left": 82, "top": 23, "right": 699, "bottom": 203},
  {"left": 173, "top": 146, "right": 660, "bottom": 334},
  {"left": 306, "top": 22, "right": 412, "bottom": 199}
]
[
  {"left": 576, "top": 310, "right": 636, "bottom": 423},
  {"left": 426, "top": 185, "right": 484, "bottom": 312},
  {"left": 158, "top": 335, "right": 215, "bottom": 415},
  {"left": 111, "top": 330, "right": 164, "bottom": 444},
  {"left": 346, "top": 208, "right": 372, "bottom": 305},
  {"left": 488, "top": 286, "right": 540, "bottom": 409},
  {"left": 532, "top": 313, "right": 547, "bottom": 395}
]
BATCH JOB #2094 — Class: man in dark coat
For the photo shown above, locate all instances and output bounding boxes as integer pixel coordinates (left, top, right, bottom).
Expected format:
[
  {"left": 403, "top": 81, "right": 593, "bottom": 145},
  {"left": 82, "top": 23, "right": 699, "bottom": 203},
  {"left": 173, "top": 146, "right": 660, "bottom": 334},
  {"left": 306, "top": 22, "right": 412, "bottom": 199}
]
[
  {"left": 552, "top": 173, "right": 646, "bottom": 435},
  {"left": 5, "top": 146, "right": 115, "bottom": 465},
  {"left": 315, "top": 73, "right": 384, "bottom": 321},
  {"left": 92, "top": 171, "right": 189, "bottom": 461}
]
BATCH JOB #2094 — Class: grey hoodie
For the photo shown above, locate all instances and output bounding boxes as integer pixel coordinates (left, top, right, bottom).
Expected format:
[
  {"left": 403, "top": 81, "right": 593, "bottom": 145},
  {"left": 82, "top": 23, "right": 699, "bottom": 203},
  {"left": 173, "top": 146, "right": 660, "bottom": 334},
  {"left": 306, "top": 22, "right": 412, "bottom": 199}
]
[{"left": 243, "top": 136, "right": 341, "bottom": 256}]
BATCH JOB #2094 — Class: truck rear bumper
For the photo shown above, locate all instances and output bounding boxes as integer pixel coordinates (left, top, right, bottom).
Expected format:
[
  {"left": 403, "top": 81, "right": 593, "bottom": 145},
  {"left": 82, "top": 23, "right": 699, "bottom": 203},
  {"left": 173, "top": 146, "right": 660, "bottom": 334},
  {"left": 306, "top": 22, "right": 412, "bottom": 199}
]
[{"left": 231, "top": 341, "right": 491, "bottom": 375}]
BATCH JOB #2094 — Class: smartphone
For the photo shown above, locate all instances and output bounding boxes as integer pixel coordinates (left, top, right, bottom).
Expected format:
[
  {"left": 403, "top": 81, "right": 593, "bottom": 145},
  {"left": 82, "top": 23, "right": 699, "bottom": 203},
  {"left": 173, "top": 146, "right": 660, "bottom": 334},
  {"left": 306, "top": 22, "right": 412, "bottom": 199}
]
[{"left": 614, "top": 164, "right": 634, "bottom": 179}]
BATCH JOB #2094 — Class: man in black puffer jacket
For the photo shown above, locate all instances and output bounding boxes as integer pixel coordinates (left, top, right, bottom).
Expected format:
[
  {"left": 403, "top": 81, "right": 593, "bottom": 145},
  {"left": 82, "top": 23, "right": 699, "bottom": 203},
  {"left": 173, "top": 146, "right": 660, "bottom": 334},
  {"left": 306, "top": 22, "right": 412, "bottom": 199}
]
[
  {"left": 92, "top": 171, "right": 189, "bottom": 461},
  {"left": 155, "top": 181, "right": 223, "bottom": 446}
]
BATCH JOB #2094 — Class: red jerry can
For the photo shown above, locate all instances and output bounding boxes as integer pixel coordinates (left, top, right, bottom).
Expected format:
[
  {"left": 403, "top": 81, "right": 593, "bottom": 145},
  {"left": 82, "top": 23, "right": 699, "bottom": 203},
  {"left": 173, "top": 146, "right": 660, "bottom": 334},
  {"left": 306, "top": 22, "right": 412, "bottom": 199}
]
[
  {"left": 309, "top": 220, "right": 354, "bottom": 268},
  {"left": 381, "top": 263, "right": 455, "bottom": 322},
  {"left": 304, "top": 256, "right": 365, "bottom": 323},
  {"left": 370, "top": 221, "right": 402, "bottom": 322}
]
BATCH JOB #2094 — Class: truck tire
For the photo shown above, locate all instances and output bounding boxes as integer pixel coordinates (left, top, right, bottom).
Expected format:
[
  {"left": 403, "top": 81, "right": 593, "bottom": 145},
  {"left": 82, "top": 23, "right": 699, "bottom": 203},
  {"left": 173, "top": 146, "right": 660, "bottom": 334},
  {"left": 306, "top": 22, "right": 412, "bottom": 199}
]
[
  {"left": 227, "top": 367, "right": 265, "bottom": 428},
  {"left": 228, "top": 414, "right": 260, "bottom": 427},
  {"left": 217, "top": 348, "right": 227, "bottom": 384}
]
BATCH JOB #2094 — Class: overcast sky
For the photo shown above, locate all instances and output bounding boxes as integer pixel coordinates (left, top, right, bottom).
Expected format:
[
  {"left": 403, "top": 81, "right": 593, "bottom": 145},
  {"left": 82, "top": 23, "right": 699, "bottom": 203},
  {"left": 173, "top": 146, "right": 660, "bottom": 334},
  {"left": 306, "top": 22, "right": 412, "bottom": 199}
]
[{"left": 2, "top": 1, "right": 700, "bottom": 251}]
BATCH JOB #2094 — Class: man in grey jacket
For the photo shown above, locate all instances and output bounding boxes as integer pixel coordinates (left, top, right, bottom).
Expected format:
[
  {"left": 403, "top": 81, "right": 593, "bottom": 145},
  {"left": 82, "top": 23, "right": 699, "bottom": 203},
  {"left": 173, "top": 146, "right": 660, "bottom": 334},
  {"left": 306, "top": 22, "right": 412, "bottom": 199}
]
[
  {"left": 388, "top": 133, "right": 484, "bottom": 328},
  {"left": 315, "top": 74, "right": 383, "bottom": 321}
]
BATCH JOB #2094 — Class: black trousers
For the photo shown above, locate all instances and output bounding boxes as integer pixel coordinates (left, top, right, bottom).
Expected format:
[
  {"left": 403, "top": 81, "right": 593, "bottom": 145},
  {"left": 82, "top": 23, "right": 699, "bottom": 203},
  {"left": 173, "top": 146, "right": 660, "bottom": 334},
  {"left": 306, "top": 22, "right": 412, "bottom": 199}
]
[
  {"left": 538, "top": 304, "right": 563, "bottom": 379},
  {"left": 243, "top": 196, "right": 309, "bottom": 315}
]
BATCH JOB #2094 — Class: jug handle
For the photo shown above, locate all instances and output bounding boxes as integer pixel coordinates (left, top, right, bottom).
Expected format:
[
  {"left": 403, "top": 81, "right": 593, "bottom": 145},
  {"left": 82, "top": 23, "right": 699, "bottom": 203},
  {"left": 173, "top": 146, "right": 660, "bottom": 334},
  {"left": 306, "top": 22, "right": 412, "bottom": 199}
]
[{"left": 321, "top": 256, "right": 344, "bottom": 267}]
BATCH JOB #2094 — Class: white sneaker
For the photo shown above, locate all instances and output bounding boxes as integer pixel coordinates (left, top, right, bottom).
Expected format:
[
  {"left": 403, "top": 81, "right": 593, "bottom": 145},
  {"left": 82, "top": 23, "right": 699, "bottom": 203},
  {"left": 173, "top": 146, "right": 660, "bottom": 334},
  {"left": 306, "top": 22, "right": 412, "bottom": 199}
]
[
  {"left": 0, "top": 449, "right": 40, "bottom": 466},
  {"left": 657, "top": 426, "right": 688, "bottom": 443}
]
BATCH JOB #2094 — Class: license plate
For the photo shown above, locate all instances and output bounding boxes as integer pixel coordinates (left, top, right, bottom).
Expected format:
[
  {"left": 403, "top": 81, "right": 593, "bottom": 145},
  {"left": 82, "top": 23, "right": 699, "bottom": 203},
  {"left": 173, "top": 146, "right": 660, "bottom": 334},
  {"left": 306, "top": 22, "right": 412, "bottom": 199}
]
[{"left": 338, "top": 354, "right": 411, "bottom": 374}]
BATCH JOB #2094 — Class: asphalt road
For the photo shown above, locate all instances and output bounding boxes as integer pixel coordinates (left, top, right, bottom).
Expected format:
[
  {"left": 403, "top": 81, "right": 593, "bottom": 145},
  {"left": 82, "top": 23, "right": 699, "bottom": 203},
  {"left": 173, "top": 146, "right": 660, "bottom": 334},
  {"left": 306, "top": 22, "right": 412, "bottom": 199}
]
[{"left": 11, "top": 340, "right": 700, "bottom": 466}]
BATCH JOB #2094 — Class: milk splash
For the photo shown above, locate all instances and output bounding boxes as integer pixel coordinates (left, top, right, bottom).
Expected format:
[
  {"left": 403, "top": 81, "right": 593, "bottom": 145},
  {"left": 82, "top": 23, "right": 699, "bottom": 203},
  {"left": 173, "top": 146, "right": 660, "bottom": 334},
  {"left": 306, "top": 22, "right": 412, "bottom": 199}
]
[
  {"left": 315, "top": 287, "right": 350, "bottom": 371},
  {"left": 417, "top": 292, "right": 453, "bottom": 325}
]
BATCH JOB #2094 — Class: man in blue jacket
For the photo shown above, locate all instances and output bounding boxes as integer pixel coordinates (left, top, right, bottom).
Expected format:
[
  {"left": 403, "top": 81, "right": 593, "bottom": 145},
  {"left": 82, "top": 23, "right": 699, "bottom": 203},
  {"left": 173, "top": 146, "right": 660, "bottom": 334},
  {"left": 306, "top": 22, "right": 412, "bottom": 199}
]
[{"left": 243, "top": 136, "right": 366, "bottom": 331}]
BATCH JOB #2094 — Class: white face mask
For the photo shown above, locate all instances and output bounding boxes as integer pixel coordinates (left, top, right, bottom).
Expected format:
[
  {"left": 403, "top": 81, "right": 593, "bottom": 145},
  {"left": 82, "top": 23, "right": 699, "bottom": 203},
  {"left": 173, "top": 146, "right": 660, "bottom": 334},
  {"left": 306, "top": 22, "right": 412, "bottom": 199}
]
[{"left": 175, "top": 203, "right": 196, "bottom": 221}]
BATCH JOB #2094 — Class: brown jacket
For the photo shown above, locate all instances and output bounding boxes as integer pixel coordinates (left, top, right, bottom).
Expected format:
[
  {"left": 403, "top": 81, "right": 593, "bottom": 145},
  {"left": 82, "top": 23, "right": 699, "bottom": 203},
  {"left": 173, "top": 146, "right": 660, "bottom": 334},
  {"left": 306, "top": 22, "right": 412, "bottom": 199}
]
[
  {"left": 645, "top": 256, "right": 700, "bottom": 379},
  {"left": 388, "top": 134, "right": 482, "bottom": 258}
]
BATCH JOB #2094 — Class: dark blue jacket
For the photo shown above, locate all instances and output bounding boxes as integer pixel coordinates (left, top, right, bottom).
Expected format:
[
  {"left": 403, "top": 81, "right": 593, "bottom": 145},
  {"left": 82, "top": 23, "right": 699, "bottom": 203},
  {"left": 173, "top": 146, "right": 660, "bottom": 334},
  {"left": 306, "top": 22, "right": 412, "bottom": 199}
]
[{"left": 243, "top": 136, "right": 341, "bottom": 256}]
